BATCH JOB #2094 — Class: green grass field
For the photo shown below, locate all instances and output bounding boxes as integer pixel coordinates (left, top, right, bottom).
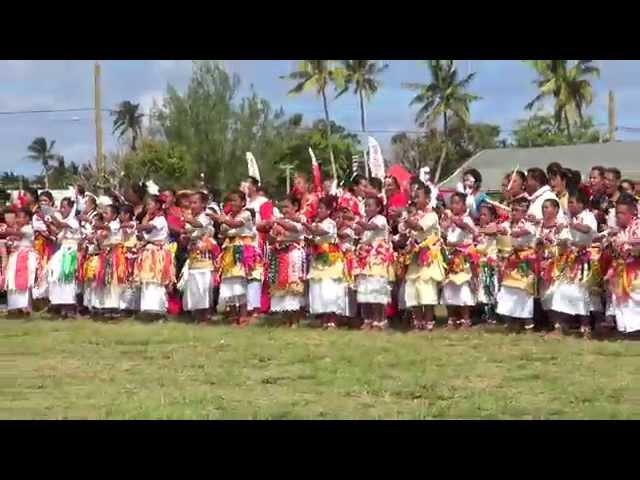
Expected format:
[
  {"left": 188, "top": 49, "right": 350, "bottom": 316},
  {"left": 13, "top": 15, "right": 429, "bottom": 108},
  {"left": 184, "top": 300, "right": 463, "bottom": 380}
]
[{"left": 1, "top": 316, "right": 639, "bottom": 419}]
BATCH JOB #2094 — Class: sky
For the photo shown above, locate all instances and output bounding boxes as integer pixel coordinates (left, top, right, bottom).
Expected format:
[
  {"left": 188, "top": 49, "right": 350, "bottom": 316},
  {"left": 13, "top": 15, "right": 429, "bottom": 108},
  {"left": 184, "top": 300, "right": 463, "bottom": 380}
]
[{"left": 2, "top": 60, "right": 640, "bottom": 177}]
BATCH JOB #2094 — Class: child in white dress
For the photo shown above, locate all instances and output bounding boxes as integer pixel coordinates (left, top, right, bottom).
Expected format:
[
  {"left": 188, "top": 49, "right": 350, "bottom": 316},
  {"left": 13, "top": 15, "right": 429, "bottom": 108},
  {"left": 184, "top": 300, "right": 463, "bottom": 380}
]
[
  {"left": 440, "top": 192, "right": 478, "bottom": 329},
  {"left": 353, "top": 196, "right": 394, "bottom": 331},
  {"left": 304, "top": 196, "right": 348, "bottom": 329}
]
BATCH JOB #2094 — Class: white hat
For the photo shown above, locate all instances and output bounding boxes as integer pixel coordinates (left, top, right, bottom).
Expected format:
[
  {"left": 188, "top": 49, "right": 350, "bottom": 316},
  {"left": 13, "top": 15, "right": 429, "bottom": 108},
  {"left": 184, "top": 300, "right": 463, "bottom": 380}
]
[{"left": 97, "top": 195, "right": 113, "bottom": 207}]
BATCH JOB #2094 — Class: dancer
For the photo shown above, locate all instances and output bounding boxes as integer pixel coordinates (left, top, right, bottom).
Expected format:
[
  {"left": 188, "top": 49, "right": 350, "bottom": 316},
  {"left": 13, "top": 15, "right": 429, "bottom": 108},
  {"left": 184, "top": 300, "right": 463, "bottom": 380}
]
[
  {"left": 305, "top": 196, "right": 348, "bottom": 329},
  {"left": 403, "top": 184, "right": 445, "bottom": 331},
  {"left": 353, "top": 196, "right": 394, "bottom": 331}
]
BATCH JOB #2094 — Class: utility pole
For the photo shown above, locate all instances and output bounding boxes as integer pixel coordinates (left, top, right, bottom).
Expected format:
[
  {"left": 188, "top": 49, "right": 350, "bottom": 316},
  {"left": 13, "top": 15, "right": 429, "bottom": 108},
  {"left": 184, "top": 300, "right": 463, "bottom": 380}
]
[
  {"left": 608, "top": 90, "right": 616, "bottom": 142},
  {"left": 94, "top": 61, "right": 104, "bottom": 194}
]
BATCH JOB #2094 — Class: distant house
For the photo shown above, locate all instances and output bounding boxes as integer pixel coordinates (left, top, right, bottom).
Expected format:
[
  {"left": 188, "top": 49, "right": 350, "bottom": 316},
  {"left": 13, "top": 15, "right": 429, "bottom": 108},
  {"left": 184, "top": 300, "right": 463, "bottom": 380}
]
[{"left": 439, "top": 142, "right": 640, "bottom": 193}]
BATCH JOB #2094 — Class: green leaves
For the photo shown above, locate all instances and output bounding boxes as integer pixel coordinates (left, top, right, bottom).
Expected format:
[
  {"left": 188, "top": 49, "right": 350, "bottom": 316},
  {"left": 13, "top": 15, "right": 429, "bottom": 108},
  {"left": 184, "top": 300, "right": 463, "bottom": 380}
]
[{"left": 524, "top": 60, "right": 600, "bottom": 140}]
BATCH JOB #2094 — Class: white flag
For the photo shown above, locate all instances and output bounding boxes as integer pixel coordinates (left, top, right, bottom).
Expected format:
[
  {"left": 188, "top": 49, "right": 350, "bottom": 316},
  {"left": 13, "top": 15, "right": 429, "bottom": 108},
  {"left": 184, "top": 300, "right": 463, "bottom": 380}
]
[
  {"left": 367, "top": 136, "right": 385, "bottom": 180},
  {"left": 246, "top": 152, "right": 261, "bottom": 184}
]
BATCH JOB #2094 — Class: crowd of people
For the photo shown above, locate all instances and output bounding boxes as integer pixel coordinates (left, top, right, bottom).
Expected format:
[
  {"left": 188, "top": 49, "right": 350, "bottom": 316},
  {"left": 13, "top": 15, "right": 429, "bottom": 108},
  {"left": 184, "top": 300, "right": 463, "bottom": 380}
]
[{"left": 1, "top": 161, "right": 639, "bottom": 339}]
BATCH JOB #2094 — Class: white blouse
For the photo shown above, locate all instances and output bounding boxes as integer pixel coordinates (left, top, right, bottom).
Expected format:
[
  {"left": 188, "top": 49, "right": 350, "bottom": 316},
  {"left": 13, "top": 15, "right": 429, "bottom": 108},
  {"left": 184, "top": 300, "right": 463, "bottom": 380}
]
[
  {"left": 143, "top": 215, "right": 169, "bottom": 242},
  {"left": 312, "top": 218, "right": 337, "bottom": 244},
  {"left": 361, "top": 215, "right": 388, "bottom": 244}
]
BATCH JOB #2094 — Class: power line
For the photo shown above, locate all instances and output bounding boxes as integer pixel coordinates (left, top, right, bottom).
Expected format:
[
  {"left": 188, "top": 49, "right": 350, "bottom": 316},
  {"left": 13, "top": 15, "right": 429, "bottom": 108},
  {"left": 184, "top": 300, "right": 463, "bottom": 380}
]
[{"left": 0, "top": 107, "right": 113, "bottom": 116}]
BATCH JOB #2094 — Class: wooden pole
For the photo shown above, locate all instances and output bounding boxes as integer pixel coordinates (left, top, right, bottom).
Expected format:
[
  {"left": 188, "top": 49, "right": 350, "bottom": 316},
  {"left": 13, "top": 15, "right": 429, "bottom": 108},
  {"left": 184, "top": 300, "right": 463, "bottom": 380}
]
[
  {"left": 608, "top": 90, "right": 616, "bottom": 142},
  {"left": 94, "top": 62, "right": 104, "bottom": 194}
]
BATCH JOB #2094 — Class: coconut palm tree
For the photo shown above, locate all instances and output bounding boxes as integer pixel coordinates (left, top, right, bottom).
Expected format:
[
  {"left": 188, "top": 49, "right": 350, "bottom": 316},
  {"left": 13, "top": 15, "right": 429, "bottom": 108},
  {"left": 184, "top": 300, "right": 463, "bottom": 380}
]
[
  {"left": 335, "top": 60, "right": 389, "bottom": 132},
  {"left": 280, "top": 60, "right": 344, "bottom": 181},
  {"left": 112, "top": 100, "right": 145, "bottom": 151},
  {"left": 26, "top": 136, "right": 57, "bottom": 189},
  {"left": 525, "top": 60, "right": 600, "bottom": 143},
  {"left": 403, "top": 60, "right": 480, "bottom": 183}
]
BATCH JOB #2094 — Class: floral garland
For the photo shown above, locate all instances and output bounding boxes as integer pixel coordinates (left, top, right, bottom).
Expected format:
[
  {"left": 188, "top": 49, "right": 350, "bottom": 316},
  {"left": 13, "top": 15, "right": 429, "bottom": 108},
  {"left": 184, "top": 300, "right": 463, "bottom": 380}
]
[
  {"left": 355, "top": 241, "right": 394, "bottom": 271},
  {"left": 311, "top": 242, "right": 343, "bottom": 268}
]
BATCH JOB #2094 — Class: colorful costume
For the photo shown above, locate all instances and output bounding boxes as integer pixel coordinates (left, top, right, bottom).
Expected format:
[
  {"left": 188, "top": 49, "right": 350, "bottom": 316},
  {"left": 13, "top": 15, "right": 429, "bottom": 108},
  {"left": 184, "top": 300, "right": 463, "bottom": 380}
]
[
  {"left": 441, "top": 214, "right": 478, "bottom": 306},
  {"left": 178, "top": 212, "right": 219, "bottom": 311},
  {"left": 4, "top": 225, "right": 39, "bottom": 311},
  {"left": 404, "top": 211, "right": 445, "bottom": 307},
  {"left": 543, "top": 210, "right": 597, "bottom": 316},
  {"left": 475, "top": 228, "right": 499, "bottom": 317},
  {"left": 47, "top": 214, "right": 81, "bottom": 306},
  {"left": 495, "top": 219, "right": 537, "bottom": 319},
  {"left": 338, "top": 226, "right": 358, "bottom": 317},
  {"left": 217, "top": 210, "right": 262, "bottom": 308},
  {"left": 134, "top": 215, "right": 175, "bottom": 314},
  {"left": 91, "top": 220, "right": 125, "bottom": 311},
  {"left": 353, "top": 214, "right": 394, "bottom": 305},
  {"left": 308, "top": 218, "right": 348, "bottom": 315},
  {"left": 605, "top": 218, "right": 640, "bottom": 333},
  {"left": 267, "top": 216, "right": 307, "bottom": 312},
  {"left": 119, "top": 221, "right": 140, "bottom": 311}
]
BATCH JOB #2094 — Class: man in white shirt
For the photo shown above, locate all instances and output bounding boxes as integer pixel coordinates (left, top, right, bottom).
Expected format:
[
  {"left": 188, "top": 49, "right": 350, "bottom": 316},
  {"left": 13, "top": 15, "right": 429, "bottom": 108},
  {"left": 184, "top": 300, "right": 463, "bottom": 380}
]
[{"left": 525, "top": 168, "right": 567, "bottom": 224}]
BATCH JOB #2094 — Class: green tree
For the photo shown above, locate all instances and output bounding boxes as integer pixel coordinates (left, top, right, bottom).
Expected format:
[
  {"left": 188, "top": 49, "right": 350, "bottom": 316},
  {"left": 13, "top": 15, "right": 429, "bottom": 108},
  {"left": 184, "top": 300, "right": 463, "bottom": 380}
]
[
  {"left": 524, "top": 60, "right": 600, "bottom": 142},
  {"left": 156, "top": 61, "right": 297, "bottom": 192},
  {"left": 112, "top": 100, "right": 145, "bottom": 151},
  {"left": 512, "top": 114, "right": 602, "bottom": 148},
  {"left": 280, "top": 60, "right": 344, "bottom": 181},
  {"left": 275, "top": 117, "right": 361, "bottom": 192},
  {"left": 119, "top": 139, "right": 191, "bottom": 189},
  {"left": 26, "top": 137, "right": 56, "bottom": 189},
  {"left": 335, "top": 60, "right": 389, "bottom": 132},
  {"left": 403, "top": 60, "right": 481, "bottom": 183}
]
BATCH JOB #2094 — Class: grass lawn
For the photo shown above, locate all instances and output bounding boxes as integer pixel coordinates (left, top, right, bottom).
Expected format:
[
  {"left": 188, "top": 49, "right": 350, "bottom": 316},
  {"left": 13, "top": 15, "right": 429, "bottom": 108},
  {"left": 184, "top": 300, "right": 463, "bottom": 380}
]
[{"left": 1, "top": 315, "right": 639, "bottom": 419}]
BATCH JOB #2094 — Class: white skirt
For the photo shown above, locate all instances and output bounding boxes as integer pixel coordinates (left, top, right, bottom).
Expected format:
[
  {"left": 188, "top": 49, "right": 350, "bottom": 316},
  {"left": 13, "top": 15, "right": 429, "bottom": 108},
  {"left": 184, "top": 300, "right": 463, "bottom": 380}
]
[
  {"left": 8, "top": 290, "right": 30, "bottom": 310},
  {"left": 219, "top": 277, "right": 247, "bottom": 306},
  {"left": 83, "top": 284, "right": 93, "bottom": 308},
  {"left": 441, "top": 282, "right": 476, "bottom": 306},
  {"left": 309, "top": 278, "right": 347, "bottom": 315},
  {"left": 356, "top": 275, "right": 390, "bottom": 305},
  {"left": 247, "top": 280, "right": 262, "bottom": 311},
  {"left": 612, "top": 293, "right": 640, "bottom": 333},
  {"left": 182, "top": 269, "right": 213, "bottom": 311},
  {"left": 547, "top": 281, "right": 590, "bottom": 316},
  {"left": 271, "top": 294, "right": 306, "bottom": 312},
  {"left": 49, "top": 282, "right": 77, "bottom": 305},
  {"left": 496, "top": 286, "right": 534, "bottom": 319},
  {"left": 140, "top": 283, "right": 167, "bottom": 313},
  {"left": 120, "top": 286, "right": 140, "bottom": 311},
  {"left": 92, "top": 284, "right": 121, "bottom": 310}
]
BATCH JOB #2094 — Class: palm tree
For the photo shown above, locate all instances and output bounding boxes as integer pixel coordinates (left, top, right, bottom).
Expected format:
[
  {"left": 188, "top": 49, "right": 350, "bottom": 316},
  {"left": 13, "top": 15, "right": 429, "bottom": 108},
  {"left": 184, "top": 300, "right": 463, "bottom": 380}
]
[
  {"left": 525, "top": 60, "right": 600, "bottom": 143},
  {"left": 280, "top": 61, "right": 343, "bottom": 181},
  {"left": 335, "top": 60, "right": 389, "bottom": 132},
  {"left": 26, "top": 137, "right": 56, "bottom": 189},
  {"left": 112, "top": 100, "right": 145, "bottom": 151},
  {"left": 403, "top": 60, "right": 480, "bottom": 183}
]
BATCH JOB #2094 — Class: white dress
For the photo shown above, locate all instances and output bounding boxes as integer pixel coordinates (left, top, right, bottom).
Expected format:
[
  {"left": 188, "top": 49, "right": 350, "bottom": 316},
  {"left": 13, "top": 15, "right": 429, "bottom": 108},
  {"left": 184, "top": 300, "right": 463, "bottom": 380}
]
[
  {"left": 441, "top": 216, "right": 477, "bottom": 306},
  {"left": 610, "top": 219, "right": 640, "bottom": 333},
  {"left": 6, "top": 225, "right": 39, "bottom": 310},
  {"left": 48, "top": 214, "right": 81, "bottom": 305},
  {"left": 182, "top": 212, "right": 215, "bottom": 312},
  {"left": 218, "top": 210, "right": 259, "bottom": 309},
  {"left": 139, "top": 216, "right": 170, "bottom": 313},
  {"left": 546, "top": 210, "right": 597, "bottom": 316},
  {"left": 270, "top": 217, "right": 307, "bottom": 312},
  {"left": 92, "top": 220, "right": 122, "bottom": 310},
  {"left": 496, "top": 221, "right": 537, "bottom": 319},
  {"left": 355, "top": 215, "right": 391, "bottom": 305},
  {"left": 308, "top": 218, "right": 347, "bottom": 315}
]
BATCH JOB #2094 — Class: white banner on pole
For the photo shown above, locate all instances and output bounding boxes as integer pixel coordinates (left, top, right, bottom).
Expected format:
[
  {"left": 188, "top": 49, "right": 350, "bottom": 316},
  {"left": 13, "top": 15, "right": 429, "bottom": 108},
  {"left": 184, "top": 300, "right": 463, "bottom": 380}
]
[
  {"left": 367, "top": 136, "right": 385, "bottom": 180},
  {"left": 246, "top": 152, "right": 261, "bottom": 184}
]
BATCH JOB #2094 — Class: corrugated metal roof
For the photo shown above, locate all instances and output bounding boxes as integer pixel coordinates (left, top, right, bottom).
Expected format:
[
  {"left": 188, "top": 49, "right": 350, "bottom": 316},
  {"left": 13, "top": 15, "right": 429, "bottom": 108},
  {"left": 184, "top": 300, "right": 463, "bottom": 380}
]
[{"left": 439, "top": 142, "right": 640, "bottom": 192}]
